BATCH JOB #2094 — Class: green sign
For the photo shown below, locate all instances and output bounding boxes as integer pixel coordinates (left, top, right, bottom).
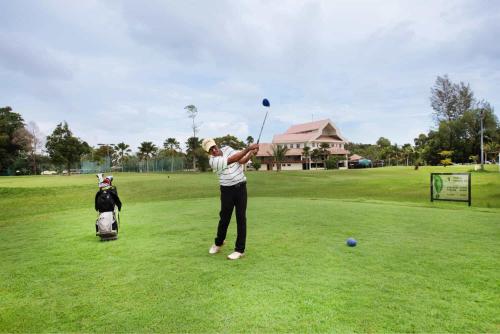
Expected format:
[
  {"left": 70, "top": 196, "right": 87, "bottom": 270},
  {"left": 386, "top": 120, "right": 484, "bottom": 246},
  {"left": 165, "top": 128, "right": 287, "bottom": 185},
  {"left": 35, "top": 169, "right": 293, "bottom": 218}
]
[{"left": 431, "top": 173, "right": 471, "bottom": 206}]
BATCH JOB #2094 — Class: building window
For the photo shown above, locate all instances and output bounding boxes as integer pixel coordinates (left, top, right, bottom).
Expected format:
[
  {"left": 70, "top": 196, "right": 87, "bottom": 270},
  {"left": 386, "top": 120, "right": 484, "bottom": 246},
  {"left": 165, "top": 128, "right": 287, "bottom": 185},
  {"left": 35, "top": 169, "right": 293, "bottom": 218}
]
[
  {"left": 296, "top": 144, "right": 300, "bottom": 148},
  {"left": 287, "top": 164, "right": 291, "bottom": 166}
]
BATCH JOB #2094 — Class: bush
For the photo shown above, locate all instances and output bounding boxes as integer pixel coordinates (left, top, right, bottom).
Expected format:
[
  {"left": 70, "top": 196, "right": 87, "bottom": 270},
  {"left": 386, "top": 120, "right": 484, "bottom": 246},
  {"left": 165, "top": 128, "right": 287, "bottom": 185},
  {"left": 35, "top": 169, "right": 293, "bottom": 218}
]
[
  {"left": 251, "top": 157, "right": 261, "bottom": 171},
  {"left": 326, "top": 156, "right": 342, "bottom": 169}
]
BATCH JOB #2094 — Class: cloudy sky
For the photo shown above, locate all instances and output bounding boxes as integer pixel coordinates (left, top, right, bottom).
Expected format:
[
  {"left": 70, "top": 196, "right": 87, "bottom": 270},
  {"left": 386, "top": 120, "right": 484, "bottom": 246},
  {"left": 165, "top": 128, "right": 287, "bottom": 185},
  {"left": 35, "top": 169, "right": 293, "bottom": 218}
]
[{"left": 1, "top": 0, "right": 499, "bottom": 151}]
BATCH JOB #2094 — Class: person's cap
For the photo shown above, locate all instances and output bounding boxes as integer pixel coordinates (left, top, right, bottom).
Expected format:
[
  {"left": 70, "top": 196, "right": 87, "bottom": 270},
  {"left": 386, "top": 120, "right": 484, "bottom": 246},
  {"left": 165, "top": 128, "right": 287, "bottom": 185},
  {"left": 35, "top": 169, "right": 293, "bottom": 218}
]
[{"left": 202, "top": 138, "right": 216, "bottom": 153}]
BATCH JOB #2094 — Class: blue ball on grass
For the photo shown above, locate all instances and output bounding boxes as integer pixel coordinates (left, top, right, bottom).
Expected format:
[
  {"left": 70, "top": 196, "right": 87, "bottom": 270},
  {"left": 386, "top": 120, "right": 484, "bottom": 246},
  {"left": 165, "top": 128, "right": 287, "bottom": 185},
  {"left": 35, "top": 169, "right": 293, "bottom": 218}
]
[{"left": 346, "top": 238, "right": 357, "bottom": 247}]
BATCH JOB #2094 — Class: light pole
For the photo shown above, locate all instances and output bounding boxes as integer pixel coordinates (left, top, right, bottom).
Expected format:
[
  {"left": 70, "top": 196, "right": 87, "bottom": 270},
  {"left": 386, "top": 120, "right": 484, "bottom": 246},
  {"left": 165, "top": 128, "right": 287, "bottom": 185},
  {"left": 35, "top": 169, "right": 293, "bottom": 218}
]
[
  {"left": 480, "top": 109, "right": 484, "bottom": 170},
  {"left": 98, "top": 143, "right": 115, "bottom": 172}
]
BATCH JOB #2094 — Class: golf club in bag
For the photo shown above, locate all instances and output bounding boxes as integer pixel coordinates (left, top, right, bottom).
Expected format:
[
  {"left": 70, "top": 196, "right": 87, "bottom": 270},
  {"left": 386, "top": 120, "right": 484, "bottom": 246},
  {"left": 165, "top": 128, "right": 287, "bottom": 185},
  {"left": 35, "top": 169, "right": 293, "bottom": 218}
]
[{"left": 257, "top": 98, "right": 270, "bottom": 144}]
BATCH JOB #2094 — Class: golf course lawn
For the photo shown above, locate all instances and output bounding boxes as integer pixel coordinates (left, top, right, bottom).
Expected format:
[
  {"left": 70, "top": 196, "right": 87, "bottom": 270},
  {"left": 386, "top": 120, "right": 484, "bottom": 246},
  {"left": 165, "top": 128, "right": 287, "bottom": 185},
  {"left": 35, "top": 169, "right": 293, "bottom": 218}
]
[{"left": 0, "top": 166, "right": 499, "bottom": 332}]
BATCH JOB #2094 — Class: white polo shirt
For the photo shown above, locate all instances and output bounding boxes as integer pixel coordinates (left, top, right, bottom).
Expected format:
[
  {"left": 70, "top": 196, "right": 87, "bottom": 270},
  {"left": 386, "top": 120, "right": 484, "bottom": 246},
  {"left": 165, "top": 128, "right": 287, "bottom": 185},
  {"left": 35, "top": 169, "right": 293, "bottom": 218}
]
[{"left": 209, "top": 146, "right": 246, "bottom": 186}]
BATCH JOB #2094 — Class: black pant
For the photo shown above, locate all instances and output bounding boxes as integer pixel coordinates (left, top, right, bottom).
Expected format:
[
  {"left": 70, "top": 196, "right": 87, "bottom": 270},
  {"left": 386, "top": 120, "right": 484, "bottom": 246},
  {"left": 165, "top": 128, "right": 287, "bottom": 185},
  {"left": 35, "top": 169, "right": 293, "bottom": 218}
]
[{"left": 215, "top": 182, "right": 247, "bottom": 253}]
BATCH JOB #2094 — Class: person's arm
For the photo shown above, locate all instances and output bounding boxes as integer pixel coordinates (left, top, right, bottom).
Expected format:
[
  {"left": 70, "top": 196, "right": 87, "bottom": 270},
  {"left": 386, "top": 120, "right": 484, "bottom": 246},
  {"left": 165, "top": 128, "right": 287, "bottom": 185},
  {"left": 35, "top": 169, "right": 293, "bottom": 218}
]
[
  {"left": 228, "top": 144, "right": 259, "bottom": 164},
  {"left": 238, "top": 148, "right": 258, "bottom": 164}
]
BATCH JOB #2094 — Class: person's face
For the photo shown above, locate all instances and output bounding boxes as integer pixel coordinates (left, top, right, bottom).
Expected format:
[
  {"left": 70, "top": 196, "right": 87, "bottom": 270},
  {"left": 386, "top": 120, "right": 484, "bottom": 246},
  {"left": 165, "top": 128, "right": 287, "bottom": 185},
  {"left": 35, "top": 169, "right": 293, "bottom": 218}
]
[{"left": 209, "top": 145, "right": 222, "bottom": 157}]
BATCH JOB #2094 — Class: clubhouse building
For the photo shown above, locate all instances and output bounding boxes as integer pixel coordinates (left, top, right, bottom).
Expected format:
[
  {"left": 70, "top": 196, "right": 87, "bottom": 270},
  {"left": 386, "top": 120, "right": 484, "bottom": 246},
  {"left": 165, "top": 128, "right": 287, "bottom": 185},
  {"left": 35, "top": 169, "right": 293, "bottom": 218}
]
[{"left": 256, "top": 119, "right": 350, "bottom": 171}]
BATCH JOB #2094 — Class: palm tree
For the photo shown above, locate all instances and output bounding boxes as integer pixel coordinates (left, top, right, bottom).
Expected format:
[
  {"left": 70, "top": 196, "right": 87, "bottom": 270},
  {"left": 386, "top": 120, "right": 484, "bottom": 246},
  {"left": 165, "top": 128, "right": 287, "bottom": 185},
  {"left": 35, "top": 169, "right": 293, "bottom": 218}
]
[
  {"left": 319, "top": 143, "right": 330, "bottom": 169},
  {"left": 163, "top": 137, "right": 181, "bottom": 172},
  {"left": 402, "top": 144, "right": 413, "bottom": 166},
  {"left": 114, "top": 142, "right": 131, "bottom": 170},
  {"left": 270, "top": 144, "right": 289, "bottom": 172},
  {"left": 302, "top": 145, "right": 311, "bottom": 170},
  {"left": 246, "top": 136, "right": 254, "bottom": 145},
  {"left": 138, "top": 141, "right": 157, "bottom": 172}
]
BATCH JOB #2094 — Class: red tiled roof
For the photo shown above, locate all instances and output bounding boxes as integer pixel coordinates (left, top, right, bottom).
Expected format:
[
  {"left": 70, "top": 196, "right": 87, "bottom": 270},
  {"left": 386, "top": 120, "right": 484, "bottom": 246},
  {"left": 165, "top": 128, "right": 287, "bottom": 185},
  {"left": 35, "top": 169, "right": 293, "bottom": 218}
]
[
  {"left": 273, "top": 133, "right": 316, "bottom": 143},
  {"left": 255, "top": 143, "right": 274, "bottom": 157},
  {"left": 284, "top": 119, "right": 330, "bottom": 134}
]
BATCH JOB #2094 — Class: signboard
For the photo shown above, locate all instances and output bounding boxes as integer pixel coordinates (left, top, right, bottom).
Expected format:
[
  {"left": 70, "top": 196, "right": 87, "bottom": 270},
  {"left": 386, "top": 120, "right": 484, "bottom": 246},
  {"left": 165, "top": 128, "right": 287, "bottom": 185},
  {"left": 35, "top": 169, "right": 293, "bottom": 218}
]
[{"left": 431, "top": 173, "right": 471, "bottom": 206}]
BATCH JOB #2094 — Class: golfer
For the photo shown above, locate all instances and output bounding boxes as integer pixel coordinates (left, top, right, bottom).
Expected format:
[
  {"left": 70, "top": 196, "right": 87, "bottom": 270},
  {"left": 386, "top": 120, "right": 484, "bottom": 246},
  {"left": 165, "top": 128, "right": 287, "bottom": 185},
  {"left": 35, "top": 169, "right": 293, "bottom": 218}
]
[{"left": 202, "top": 138, "right": 259, "bottom": 260}]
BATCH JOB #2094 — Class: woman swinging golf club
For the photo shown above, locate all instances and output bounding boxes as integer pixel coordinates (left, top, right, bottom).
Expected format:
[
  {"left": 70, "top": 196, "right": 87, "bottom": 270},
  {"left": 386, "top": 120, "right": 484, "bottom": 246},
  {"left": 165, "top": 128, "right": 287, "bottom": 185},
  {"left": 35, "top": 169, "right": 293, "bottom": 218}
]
[{"left": 203, "top": 138, "right": 259, "bottom": 260}]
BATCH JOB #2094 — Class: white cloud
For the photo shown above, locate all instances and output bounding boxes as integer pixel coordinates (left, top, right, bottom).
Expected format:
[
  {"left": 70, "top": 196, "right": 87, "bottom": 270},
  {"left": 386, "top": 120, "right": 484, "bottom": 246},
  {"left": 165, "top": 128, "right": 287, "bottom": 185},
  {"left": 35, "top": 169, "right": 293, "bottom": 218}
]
[{"left": 0, "top": 0, "right": 498, "bottom": 150}]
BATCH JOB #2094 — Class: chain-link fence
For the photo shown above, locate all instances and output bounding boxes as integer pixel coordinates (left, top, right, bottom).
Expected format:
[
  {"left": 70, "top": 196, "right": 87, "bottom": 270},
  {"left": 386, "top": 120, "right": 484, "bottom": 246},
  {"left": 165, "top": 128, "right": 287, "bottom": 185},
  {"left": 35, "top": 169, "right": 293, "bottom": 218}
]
[{"left": 80, "top": 157, "right": 186, "bottom": 174}]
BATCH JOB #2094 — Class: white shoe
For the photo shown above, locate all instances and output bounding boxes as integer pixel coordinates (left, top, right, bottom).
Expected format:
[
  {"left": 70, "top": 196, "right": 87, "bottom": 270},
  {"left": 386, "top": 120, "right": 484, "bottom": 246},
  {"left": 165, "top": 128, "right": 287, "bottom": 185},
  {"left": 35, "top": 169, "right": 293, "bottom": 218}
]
[
  {"left": 227, "top": 251, "right": 244, "bottom": 260},
  {"left": 209, "top": 244, "right": 221, "bottom": 254}
]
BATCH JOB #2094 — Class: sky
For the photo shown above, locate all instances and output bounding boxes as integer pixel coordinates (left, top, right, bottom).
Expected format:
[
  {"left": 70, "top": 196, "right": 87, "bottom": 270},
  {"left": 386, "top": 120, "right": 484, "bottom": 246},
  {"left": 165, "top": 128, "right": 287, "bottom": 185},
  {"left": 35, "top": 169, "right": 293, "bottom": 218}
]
[{"left": 1, "top": 0, "right": 499, "bottom": 151}]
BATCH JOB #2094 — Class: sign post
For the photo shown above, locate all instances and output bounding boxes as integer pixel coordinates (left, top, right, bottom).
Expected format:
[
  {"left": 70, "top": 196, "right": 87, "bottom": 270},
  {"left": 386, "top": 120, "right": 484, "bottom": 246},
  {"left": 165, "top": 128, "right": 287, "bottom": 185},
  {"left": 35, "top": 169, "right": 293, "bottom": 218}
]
[{"left": 431, "top": 173, "right": 471, "bottom": 206}]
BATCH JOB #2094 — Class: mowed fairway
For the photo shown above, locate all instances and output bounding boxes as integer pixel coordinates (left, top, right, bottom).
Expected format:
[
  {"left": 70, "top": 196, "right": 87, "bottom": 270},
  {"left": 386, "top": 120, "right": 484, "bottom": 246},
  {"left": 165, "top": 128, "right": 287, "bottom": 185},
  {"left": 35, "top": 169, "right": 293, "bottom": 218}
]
[{"left": 0, "top": 167, "right": 499, "bottom": 332}]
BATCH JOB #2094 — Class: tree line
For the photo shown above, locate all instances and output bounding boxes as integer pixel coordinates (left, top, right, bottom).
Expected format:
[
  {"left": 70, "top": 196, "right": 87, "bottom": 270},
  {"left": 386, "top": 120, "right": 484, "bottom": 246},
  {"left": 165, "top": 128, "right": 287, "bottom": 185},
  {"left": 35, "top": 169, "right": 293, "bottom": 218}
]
[
  {"left": 0, "top": 106, "right": 256, "bottom": 175},
  {"left": 1, "top": 75, "right": 498, "bottom": 175},
  {"left": 347, "top": 75, "right": 500, "bottom": 167}
]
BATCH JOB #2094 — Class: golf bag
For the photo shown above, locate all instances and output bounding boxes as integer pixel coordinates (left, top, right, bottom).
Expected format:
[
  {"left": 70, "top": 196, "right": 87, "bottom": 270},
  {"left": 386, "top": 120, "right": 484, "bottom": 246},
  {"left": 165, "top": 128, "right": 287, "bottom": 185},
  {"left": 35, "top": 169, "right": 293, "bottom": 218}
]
[
  {"left": 95, "top": 174, "right": 122, "bottom": 241},
  {"left": 96, "top": 206, "right": 120, "bottom": 241}
]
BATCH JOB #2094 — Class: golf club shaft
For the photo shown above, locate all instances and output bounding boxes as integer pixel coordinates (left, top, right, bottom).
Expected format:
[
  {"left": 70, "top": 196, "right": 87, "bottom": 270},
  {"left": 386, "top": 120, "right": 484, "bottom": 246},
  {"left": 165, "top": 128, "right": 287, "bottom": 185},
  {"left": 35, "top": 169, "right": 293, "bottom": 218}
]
[{"left": 256, "top": 110, "right": 269, "bottom": 144}]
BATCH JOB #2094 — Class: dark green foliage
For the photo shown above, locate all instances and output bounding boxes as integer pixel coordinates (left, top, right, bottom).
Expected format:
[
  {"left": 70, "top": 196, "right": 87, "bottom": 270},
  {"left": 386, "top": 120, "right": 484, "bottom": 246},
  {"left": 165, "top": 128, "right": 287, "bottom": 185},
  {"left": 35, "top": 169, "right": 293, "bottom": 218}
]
[
  {"left": 325, "top": 155, "right": 342, "bottom": 169},
  {"left": 214, "top": 134, "right": 245, "bottom": 150},
  {"left": 45, "top": 122, "right": 90, "bottom": 174},
  {"left": 137, "top": 141, "right": 158, "bottom": 172},
  {"left": 271, "top": 144, "right": 289, "bottom": 171},
  {"left": 251, "top": 156, "right": 261, "bottom": 170},
  {"left": 0, "top": 107, "right": 26, "bottom": 174}
]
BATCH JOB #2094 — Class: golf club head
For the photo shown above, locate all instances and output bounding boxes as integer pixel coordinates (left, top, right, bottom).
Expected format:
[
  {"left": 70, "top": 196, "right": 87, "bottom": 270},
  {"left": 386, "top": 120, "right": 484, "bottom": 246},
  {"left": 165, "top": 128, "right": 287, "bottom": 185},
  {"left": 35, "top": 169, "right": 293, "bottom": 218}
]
[
  {"left": 262, "top": 98, "right": 270, "bottom": 107},
  {"left": 96, "top": 173, "right": 104, "bottom": 183}
]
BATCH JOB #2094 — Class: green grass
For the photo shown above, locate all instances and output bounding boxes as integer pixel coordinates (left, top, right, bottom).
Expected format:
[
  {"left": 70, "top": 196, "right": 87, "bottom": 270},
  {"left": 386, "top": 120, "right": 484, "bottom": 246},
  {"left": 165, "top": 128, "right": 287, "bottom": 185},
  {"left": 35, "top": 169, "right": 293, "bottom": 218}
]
[{"left": 0, "top": 166, "right": 499, "bottom": 332}]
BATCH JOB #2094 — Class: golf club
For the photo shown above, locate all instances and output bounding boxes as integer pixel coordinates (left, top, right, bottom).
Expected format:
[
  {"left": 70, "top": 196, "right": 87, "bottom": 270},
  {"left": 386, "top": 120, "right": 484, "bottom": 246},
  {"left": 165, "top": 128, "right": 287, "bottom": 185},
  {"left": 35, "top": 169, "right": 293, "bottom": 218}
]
[{"left": 257, "top": 98, "right": 270, "bottom": 144}]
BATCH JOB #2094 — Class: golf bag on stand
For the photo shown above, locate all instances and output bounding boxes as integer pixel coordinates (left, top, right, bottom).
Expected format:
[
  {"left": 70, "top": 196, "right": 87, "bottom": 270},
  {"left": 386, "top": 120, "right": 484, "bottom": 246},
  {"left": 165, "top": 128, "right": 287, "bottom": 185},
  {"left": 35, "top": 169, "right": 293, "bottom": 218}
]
[
  {"left": 95, "top": 173, "right": 122, "bottom": 241},
  {"left": 96, "top": 206, "right": 120, "bottom": 241}
]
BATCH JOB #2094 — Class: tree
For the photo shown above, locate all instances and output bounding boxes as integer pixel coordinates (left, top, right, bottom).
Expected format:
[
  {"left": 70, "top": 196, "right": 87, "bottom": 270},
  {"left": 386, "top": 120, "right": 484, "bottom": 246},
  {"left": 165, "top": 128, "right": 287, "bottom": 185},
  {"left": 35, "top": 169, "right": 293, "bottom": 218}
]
[
  {"left": 185, "top": 137, "right": 207, "bottom": 171},
  {"left": 484, "top": 142, "right": 500, "bottom": 162},
  {"left": 185, "top": 105, "right": 198, "bottom": 170},
  {"left": 137, "top": 141, "right": 157, "bottom": 172},
  {"left": 163, "top": 137, "right": 181, "bottom": 172},
  {"left": 376, "top": 137, "right": 391, "bottom": 148},
  {"left": 431, "top": 75, "right": 459, "bottom": 123},
  {"left": 114, "top": 142, "right": 131, "bottom": 169},
  {"left": 311, "top": 148, "right": 321, "bottom": 165},
  {"left": 45, "top": 122, "right": 90, "bottom": 175},
  {"left": 246, "top": 136, "right": 254, "bottom": 145},
  {"left": 430, "top": 75, "right": 477, "bottom": 150},
  {"left": 319, "top": 143, "right": 330, "bottom": 169},
  {"left": 163, "top": 137, "right": 180, "bottom": 152},
  {"left": 26, "top": 121, "right": 44, "bottom": 174},
  {"left": 302, "top": 145, "right": 311, "bottom": 170},
  {"left": 11, "top": 127, "right": 34, "bottom": 175},
  {"left": 94, "top": 145, "right": 115, "bottom": 164},
  {"left": 0, "top": 106, "right": 26, "bottom": 174},
  {"left": 251, "top": 156, "right": 261, "bottom": 171},
  {"left": 326, "top": 155, "right": 342, "bottom": 169},
  {"left": 214, "top": 134, "right": 245, "bottom": 150},
  {"left": 270, "top": 144, "right": 289, "bottom": 172},
  {"left": 439, "top": 150, "right": 453, "bottom": 167},
  {"left": 401, "top": 143, "right": 414, "bottom": 166}
]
